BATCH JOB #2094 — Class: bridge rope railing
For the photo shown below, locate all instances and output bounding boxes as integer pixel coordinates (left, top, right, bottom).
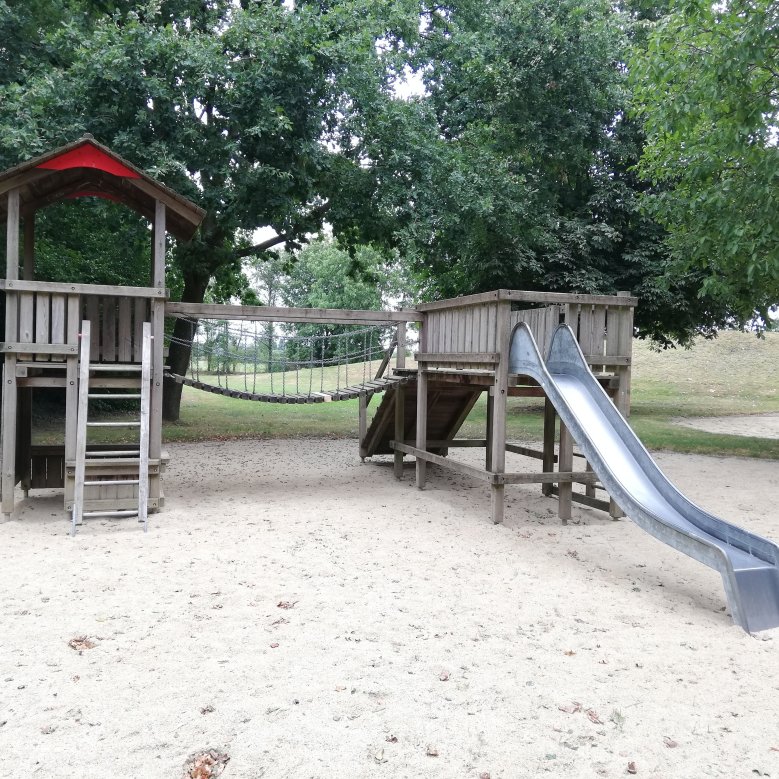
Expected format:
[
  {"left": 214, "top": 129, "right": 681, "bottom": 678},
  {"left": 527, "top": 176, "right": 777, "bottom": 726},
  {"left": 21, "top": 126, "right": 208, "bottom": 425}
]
[{"left": 164, "top": 315, "right": 407, "bottom": 403}]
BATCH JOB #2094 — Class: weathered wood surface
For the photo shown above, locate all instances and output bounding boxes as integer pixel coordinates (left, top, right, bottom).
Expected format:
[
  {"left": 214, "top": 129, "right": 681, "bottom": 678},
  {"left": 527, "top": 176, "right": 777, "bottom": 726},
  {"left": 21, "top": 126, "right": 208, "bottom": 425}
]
[
  {"left": 166, "top": 371, "right": 408, "bottom": 403},
  {"left": 362, "top": 379, "right": 483, "bottom": 459},
  {"left": 415, "top": 352, "right": 499, "bottom": 364},
  {"left": 0, "top": 279, "right": 167, "bottom": 298},
  {"left": 417, "top": 289, "right": 638, "bottom": 312},
  {"left": 392, "top": 442, "right": 493, "bottom": 484},
  {"left": 166, "top": 302, "right": 422, "bottom": 324}
]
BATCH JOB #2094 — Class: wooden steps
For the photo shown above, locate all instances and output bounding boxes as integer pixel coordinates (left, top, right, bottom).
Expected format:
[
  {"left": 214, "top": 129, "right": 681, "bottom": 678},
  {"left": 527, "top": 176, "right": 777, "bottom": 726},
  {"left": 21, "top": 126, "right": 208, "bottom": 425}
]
[
  {"left": 70, "top": 320, "right": 153, "bottom": 533},
  {"left": 362, "top": 378, "right": 484, "bottom": 457}
]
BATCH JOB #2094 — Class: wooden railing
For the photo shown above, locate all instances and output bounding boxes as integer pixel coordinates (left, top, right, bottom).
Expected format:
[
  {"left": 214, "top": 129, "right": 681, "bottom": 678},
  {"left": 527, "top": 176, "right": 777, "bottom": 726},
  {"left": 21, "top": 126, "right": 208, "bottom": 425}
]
[
  {"left": 416, "top": 289, "right": 637, "bottom": 412},
  {"left": 0, "top": 280, "right": 165, "bottom": 363}
]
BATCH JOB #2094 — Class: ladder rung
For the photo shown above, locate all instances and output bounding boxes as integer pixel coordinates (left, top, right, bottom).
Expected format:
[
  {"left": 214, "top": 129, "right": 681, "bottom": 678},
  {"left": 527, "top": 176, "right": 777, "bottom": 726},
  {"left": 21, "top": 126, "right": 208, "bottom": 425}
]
[
  {"left": 89, "top": 364, "right": 143, "bottom": 372},
  {"left": 82, "top": 510, "right": 139, "bottom": 518},
  {"left": 84, "top": 479, "right": 140, "bottom": 486},
  {"left": 84, "top": 450, "right": 140, "bottom": 457},
  {"left": 85, "top": 424, "right": 140, "bottom": 431},
  {"left": 88, "top": 393, "right": 142, "bottom": 400}
]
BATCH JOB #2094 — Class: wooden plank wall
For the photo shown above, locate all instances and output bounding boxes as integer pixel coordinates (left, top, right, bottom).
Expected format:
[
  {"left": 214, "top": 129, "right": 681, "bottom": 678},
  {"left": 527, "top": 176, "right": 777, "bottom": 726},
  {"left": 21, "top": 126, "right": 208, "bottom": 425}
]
[
  {"left": 424, "top": 302, "right": 500, "bottom": 370},
  {"left": 6, "top": 292, "right": 81, "bottom": 361},
  {"left": 80, "top": 296, "right": 150, "bottom": 363},
  {"left": 510, "top": 301, "right": 633, "bottom": 378},
  {"left": 5, "top": 292, "right": 152, "bottom": 363},
  {"left": 509, "top": 305, "right": 563, "bottom": 357}
]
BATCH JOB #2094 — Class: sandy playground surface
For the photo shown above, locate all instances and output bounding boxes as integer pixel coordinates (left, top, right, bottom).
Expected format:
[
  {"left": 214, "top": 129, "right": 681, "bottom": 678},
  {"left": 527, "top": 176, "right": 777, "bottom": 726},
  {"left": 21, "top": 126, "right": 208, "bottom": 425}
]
[
  {"left": 677, "top": 412, "right": 779, "bottom": 439},
  {"left": 0, "top": 437, "right": 778, "bottom": 779}
]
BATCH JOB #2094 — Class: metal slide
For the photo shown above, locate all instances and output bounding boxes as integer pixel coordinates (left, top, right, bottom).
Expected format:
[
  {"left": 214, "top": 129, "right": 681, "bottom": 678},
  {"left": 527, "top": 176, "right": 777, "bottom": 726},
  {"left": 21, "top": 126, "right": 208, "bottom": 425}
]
[{"left": 509, "top": 323, "right": 779, "bottom": 633}]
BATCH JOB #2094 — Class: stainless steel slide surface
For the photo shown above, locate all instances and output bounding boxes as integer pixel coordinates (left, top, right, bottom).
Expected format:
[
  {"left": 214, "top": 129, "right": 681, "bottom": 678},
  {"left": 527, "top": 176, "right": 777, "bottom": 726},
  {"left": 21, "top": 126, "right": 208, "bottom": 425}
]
[{"left": 509, "top": 323, "right": 779, "bottom": 633}]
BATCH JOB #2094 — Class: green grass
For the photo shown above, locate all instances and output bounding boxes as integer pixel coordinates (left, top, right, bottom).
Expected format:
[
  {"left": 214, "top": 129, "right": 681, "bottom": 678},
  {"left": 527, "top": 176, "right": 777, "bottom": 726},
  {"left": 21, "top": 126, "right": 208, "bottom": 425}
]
[{"left": 33, "top": 330, "right": 779, "bottom": 458}]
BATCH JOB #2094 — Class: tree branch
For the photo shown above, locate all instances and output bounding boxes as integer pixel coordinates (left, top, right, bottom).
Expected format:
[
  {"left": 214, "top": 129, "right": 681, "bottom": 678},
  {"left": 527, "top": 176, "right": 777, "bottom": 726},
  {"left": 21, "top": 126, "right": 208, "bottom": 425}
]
[{"left": 233, "top": 201, "right": 332, "bottom": 259}]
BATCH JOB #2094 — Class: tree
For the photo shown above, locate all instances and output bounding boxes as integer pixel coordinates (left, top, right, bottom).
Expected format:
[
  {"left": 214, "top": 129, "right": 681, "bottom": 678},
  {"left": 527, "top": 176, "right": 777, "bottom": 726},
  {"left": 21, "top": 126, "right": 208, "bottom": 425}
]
[
  {"left": 329, "top": 0, "right": 731, "bottom": 344},
  {"left": 275, "top": 239, "right": 389, "bottom": 362},
  {"left": 0, "top": 0, "right": 414, "bottom": 418},
  {"left": 630, "top": 0, "right": 779, "bottom": 323}
]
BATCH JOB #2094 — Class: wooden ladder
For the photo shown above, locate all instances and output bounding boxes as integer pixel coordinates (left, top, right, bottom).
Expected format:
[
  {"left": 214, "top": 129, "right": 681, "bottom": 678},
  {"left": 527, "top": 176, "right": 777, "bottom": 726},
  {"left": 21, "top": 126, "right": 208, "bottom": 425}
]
[{"left": 71, "top": 319, "right": 152, "bottom": 535}]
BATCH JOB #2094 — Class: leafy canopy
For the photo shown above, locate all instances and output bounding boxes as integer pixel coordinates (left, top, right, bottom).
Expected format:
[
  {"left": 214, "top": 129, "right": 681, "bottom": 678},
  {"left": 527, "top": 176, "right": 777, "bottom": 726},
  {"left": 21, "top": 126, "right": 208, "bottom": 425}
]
[{"left": 631, "top": 0, "right": 779, "bottom": 322}]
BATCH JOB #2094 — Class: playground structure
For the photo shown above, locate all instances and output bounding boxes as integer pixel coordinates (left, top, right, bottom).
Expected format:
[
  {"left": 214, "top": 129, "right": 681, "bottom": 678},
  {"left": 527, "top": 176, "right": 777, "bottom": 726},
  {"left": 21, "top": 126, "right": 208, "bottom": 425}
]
[{"left": 1, "top": 138, "right": 778, "bottom": 631}]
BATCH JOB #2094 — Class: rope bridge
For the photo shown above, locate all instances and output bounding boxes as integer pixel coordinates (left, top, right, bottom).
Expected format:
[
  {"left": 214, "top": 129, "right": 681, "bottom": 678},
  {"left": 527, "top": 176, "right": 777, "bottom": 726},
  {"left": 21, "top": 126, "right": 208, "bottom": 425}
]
[{"left": 165, "top": 316, "right": 408, "bottom": 403}]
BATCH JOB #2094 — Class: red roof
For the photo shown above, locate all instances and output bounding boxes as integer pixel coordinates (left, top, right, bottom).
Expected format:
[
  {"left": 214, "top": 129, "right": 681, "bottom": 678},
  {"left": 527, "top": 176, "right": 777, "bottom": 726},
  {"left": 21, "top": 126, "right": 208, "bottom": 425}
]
[{"left": 0, "top": 136, "right": 204, "bottom": 240}]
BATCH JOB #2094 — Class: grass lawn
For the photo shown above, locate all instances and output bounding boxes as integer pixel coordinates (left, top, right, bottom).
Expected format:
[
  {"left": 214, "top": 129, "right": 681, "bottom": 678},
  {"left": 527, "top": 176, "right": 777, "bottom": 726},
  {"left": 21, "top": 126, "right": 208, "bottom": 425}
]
[{"left": 34, "top": 330, "right": 779, "bottom": 458}]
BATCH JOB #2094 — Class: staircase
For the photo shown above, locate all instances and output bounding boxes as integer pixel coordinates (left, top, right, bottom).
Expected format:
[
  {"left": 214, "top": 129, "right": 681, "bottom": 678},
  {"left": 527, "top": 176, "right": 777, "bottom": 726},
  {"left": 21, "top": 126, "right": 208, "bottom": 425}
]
[
  {"left": 70, "top": 320, "right": 152, "bottom": 534},
  {"left": 361, "top": 378, "right": 483, "bottom": 457}
]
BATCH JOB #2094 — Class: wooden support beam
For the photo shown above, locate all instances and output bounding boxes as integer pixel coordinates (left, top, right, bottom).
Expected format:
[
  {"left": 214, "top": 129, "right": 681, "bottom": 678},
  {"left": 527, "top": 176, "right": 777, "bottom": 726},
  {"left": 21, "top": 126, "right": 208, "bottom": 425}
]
[
  {"left": 402, "top": 439, "right": 487, "bottom": 448},
  {"left": 549, "top": 486, "right": 612, "bottom": 513},
  {"left": 0, "top": 279, "right": 167, "bottom": 299},
  {"left": 23, "top": 213, "right": 34, "bottom": 281},
  {"left": 396, "top": 321, "right": 406, "bottom": 371},
  {"left": 505, "top": 443, "right": 550, "bottom": 461},
  {"left": 5, "top": 188, "right": 20, "bottom": 281},
  {"left": 542, "top": 398, "right": 556, "bottom": 498},
  {"left": 0, "top": 342, "right": 77, "bottom": 355},
  {"left": 490, "top": 302, "right": 510, "bottom": 524},
  {"left": 2, "top": 356, "right": 18, "bottom": 515},
  {"left": 393, "top": 386, "right": 405, "bottom": 479},
  {"left": 499, "top": 471, "right": 598, "bottom": 485},
  {"left": 392, "top": 442, "right": 493, "bottom": 484},
  {"left": 153, "top": 201, "right": 166, "bottom": 289},
  {"left": 415, "top": 352, "right": 499, "bottom": 364},
  {"left": 2, "top": 189, "right": 21, "bottom": 515},
  {"left": 64, "top": 297, "right": 79, "bottom": 467},
  {"left": 485, "top": 390, "right": 494, "bottom": 471},
  {"left": 416, "top": 289, "right": 638, "bottom": 312},
  {"left": 415, "top": 370, "right": 428, "bottom": 489},
  {"left": 166, "top": 302, "right": 422, "bottom": 324},
  {"left": 558, "top": 422, "right": 573, "bottom": 524}
]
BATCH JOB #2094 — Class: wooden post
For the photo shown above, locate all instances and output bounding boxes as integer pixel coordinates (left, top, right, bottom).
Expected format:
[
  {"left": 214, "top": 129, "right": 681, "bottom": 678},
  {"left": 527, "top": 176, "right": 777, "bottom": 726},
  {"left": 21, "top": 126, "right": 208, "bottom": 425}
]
[
  {"left": 585, "top": 460, "right": 596, "bottom": 501},
  {"left": 2, "top": 356, "right": 17, "bottom": 516},
  {"left": 614, "top": 291, "right": 633, "bottom": 417},
  {"left": 396, "top": 321, "right": 406, "bottom": 371},
  {"left": 393, "top": 385, "right": 405, "bottom": 479},
  {"left": 19, "top": 211, "right": 34, "bottom": 495},
  {"left": 18, "top": 388, "right": 32, "bottom": 497},
  {"left": 2, "top": 189, "right": 20, "bottom": 515},
  {"left": 415, "top": 369, "right": 428, "bottom": 489},
  {"left": 64, "top": 295, "right": 80, "bottom": 466},
  {"left": 609, "top": 291, "right": 633, "bottom": 519},
  {"left": 485, "top": 389, "right": 494, "bottom": 471},
  {"left": 558, "top": 422, "right": 573, "bottom": 524},
  {"left": 149, "top": 201, "right": 166, "bottom": 508},
  {"left": 23, "top": 213, "right": 34, "bottom": 281},
  {"left": 490, "top": 301, "right": 510, "bottom": 524},
  {"left": 152, "top": 201, "right": 166, "bottom": 289},
  {"left": 542, "top": 397, "right": 556, "bottom": 497}
]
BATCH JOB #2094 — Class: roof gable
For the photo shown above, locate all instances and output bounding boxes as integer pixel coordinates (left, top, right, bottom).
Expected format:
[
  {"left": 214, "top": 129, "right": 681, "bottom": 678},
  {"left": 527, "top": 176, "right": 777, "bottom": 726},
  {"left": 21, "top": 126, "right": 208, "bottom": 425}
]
[{"left": 0, "top": 136, "right": 205, "bottom": 241}]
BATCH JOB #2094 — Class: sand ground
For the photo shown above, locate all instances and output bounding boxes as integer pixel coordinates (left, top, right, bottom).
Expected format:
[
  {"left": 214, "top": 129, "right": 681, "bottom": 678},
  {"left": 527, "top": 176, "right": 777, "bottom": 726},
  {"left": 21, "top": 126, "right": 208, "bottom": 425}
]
[
  {"left": 676, "top": 412, "right": 779, "bottom": 439},
  {"left": 0, "top": 438, "right": 777, "bottom": 779}
]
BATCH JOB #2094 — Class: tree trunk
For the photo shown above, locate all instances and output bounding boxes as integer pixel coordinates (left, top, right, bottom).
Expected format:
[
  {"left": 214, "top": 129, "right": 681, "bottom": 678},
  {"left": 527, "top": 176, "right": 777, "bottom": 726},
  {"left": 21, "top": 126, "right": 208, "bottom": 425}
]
[{"left": 162, "top": 270, "right": 210, "bottom": 421}]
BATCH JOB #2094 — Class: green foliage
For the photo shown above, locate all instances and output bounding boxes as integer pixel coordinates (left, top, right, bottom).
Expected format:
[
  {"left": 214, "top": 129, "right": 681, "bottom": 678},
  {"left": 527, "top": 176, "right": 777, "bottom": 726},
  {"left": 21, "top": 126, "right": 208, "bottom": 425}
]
[
  {"left": 631, "top": 0, "right": 779, "bottom": 322},
  {"left": 329, "top": 0, "right": 731, "bottom": 343},
  {"left": 33, "top": 200, "right": 151, "bottom": 286},
  {"left": 273, "top": 240, "right": 389, "bottom": 362}
]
